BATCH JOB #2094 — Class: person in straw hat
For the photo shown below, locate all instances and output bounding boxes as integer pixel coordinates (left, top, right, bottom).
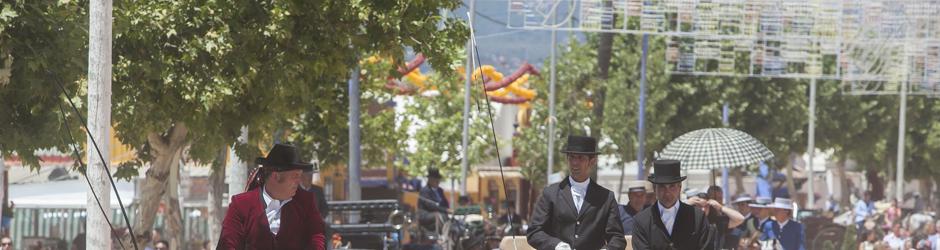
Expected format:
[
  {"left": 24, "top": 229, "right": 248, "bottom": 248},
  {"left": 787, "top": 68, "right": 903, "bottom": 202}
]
[
  {"left": 526, "top": 135, "right": 626, "bottom": 250},
  {"left": 742, "top": 196, "right": 772, "bottom": 249},
  {"left": 761, "top": 198, "right": 805, "bottom": 250},
  {"left": 632, "top": 160, "right": 714, "bottom": 249},
  {"left": 728, "top": 194, "right": 755, "bottom": 248},
  {"left": 218, "top": 143, "right": 326, "bottom": 249},
  {"left": 619, "top": 180, "right": 650, "bottom": 235}
]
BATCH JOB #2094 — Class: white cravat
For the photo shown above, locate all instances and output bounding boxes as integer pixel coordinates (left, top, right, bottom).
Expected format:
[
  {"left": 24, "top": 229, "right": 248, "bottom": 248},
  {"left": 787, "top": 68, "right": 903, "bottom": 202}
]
[
  {"left": 658, "top": 201, "right": 678, "bottom": 235},
  {"left": 778, "top": 219, "right": 790, "bottom": 229},
  {"left": 262, "top": 188, "right": 292, "bottom": 235},
  {"left": 569, "top": 177, "right": 589, "bottom": 212}
]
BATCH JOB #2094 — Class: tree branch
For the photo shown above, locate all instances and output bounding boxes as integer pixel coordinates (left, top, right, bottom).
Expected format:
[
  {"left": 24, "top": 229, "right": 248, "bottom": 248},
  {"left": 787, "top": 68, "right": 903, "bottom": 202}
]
[
  {"left": 168, "top": 122, "right": 189, "bottom": 149},
  {"left": 147, "top": 133, "right": 168, "bottom": 153}
]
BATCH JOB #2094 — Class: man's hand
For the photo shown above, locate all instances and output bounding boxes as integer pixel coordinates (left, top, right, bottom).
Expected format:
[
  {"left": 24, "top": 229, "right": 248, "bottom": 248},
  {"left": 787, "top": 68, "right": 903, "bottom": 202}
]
[
  {"left": 707, "top": 199, "right": 723, "bottom": 209},
  {"left": 555, "top": 242, "right": 572, "bottom": 250},
  {"left": 687, "top": 197, "right": 708, "bottom": 207}
]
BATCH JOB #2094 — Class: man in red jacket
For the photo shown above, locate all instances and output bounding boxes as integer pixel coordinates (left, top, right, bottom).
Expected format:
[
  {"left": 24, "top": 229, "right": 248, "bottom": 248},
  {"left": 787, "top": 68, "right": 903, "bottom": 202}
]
[{"left": 218, "top": 143, "right": 326, "bottom": 249}]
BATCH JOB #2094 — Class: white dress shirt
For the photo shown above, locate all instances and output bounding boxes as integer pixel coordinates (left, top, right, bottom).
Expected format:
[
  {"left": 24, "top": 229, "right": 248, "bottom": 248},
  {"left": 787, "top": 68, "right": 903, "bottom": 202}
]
[
  {"left": 658, "top": 201, "right": 679, "bottom": 235},
  {"left": 927, "top": 234, "right": 939, "bottom": 250},
  {"left": 778, "top": 219, "right": 790, "bottom": 229},
  {"left": 883, "top": 232, "right": 906, "bottom": 250},
  {"left": 262, "top": 188, "right": 292, "bottom": 235},
  {"left": 569, "top": 177, "right": 589, "bottom": 212},
  {"left": 758, "top": 217, "right": 770, "bottom": 229}
]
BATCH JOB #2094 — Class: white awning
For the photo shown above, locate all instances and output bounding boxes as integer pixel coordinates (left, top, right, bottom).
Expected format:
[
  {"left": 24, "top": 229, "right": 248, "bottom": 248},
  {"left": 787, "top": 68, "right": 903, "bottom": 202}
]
[
  {"left": 10, "top": 179, "right": 135, "bottom": 209},
  {"left": 474, "top": 166, "right": 523, "bottom": 179}
]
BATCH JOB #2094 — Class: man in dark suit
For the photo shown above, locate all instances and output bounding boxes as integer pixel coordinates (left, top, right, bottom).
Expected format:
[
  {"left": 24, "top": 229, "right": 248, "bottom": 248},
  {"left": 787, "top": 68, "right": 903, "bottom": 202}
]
[
  {"left": 218, "top": 143, "right": 326, "bottom": 249},
  {"left": 527, "top": 135, "right": 626, "bottom": 250},
  {"left": 632, "top": 160, "right": 714, "bottom": 249},
  {"left": 418, "top": 168, "right": 449, "bottom": 231}
]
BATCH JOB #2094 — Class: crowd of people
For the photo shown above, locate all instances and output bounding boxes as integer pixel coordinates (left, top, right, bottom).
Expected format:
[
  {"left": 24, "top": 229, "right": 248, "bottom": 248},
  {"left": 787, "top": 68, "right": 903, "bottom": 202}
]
[
  {"left": 521, "top": 135, "right": 810, "bottom": 249},
  {"left": 521, "top": 135, "right": 938, "bottom": 250},
  {"left": 854, "top": 192, "right": 940, "bottom": 250},
  {"left": 617, "top": 171, "right": 807, "bottom": 249}
]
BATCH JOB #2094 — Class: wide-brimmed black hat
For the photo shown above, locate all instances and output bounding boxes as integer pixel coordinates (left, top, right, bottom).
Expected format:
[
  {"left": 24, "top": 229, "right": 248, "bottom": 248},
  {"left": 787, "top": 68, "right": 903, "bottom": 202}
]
[
  {"left": 254, "top": 143, "right": 314, "bottom": 172},
  {"left": 647, "top": 160, "right": 687, "bottom": 184},
  {"left": 427, "top": 168, "right": 443, "bottom": 179},
  {"left": 561, "top": 135, "right": 600, "bottom": 155}
]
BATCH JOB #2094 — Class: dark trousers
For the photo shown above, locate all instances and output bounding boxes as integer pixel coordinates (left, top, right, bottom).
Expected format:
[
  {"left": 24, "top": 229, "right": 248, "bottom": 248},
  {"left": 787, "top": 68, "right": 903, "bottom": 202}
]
[{"left": 856, "top": 221, "right": 865, "bottom": 239}]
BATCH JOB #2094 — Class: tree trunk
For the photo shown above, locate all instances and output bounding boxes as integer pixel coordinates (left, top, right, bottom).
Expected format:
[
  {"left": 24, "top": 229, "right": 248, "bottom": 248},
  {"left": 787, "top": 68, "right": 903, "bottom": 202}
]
[
  {"left": 0, "top": 46, "right": 11, "bottom": 87},
  {"left": 591, "top": 0, "right": 614, "bottom": 181},
  {"left": 207, "top": 148, "right": 227, "bottom": 248},
  {"left": 640, "top": 155, "right": 650, "bottom": 183},
  {"left": 920, "top": 176, "right": 931, "bottom": 208},
  {"left": 928, "top": 178, "right": 940, "bottom": 212},
  {"left": 163, "top": 158, "right": 189, "bottom": 249},
  {"left": 228, "top": 127, "right": 249, "bottom": 198},
  {"left": 884, "top": 160, "right": 898, "bottom": 201},
  {"left": 0, "top": 152, "right": 5, "bottom": 237},
  {"left": 528, "top": 187, "right": 540, "bottom": 222},
  {"left": 127, "top": 123, "right": 188, "bottom": 247},
  {"left": 519, "top": 179, "right": 531, "bottom": 221},
  {"left": 164, "top": 156, "right": 183, "bottom": 250},
  {"left": 835, "top": 158, "right": 850, "bottom": 207},
  {"left": 733, "top": 167, "right": 745, "bottom": 196},
  {"left": 785, "top": 154, "right": 797, "bottom": 199},
  {"left": 592, "top": 0, "right": 614, "bottom": 139},
  {"left": 596, "top": 0, "right": 615, "bottom": 81}
]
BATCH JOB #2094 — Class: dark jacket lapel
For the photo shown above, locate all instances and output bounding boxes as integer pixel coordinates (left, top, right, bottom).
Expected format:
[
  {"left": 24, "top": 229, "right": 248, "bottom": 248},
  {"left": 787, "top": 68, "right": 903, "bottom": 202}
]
[
  {"left": 670, "top": 203, "right": 695, "bottom": 242},
  {"left": 577, "top": 180, "right": 601, "bottom": 220},
  {"left": 558, "top": 178, "right": 579, "bottom": 216},
  {"left": 649, "top": 202, "right": 672, "bottom": 241}
]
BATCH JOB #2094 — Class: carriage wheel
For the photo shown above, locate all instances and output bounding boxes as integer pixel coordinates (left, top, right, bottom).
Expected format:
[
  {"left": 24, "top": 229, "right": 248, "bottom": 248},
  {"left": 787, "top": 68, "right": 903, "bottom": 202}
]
[{"left": 812, "top": 226, "right": 846, "bottom": 249}]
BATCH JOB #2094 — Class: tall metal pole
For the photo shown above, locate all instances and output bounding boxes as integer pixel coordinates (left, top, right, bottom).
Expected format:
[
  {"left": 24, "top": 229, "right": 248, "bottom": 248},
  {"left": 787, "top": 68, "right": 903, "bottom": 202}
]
[
  {"left": 87, "top": 0, "right": 113, "bottom": 247},
  {"left": 461, "top": 0, "right": 476, "bottom": 196},
  {"left": 349, "top": 60, "right": 362, "bottom": 208},
  {"left": 807, "top": 78, "right": 817, "bottom": 209},
  {"left": 722, "top": 102, "right": 729, "bottom": 204},
  {"left": 636, "top": 34, "right": 649, "bottom": 179},
  {"left": 547, "top": 12, "right": 557, "bottom": 184},
  {"left": 896, "top": 79, "right": 907, "bottom": 202}
]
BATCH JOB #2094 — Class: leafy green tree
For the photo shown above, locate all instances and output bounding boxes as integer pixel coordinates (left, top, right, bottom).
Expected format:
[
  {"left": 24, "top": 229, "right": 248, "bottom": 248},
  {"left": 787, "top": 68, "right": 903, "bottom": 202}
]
[
  {"left": 897, "top": 96, "right": 940, "bottom": 201},
  {"left": 0, "top": 0, "right": 87, "bottom": 168},
  {"left": 285, "top": 56, "right": 434, "bottom": 173},
  {"left": 514, "top": 34, "right": 726, "bottom": 208},
  {"left": 815, "top": 81, "right": 898, "bottom": 202},
  {"left": 514, "top": 36, "right": 603, "bottom": 188},
  {"left": 396, "top": 67, "right": 493, "bottom": 179},
  {"left": 108, "top": 0, "right": 467, "bottom": 245}
]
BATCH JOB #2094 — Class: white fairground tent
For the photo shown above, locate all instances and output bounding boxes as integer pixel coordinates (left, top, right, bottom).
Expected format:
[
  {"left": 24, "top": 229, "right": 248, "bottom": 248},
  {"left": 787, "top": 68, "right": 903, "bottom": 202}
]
[
  {"left": 6, "top": 179, "right": 136, "bottom": 249},
  {"left": 9, "top": 179, "right": 135, "bottom": 209}
]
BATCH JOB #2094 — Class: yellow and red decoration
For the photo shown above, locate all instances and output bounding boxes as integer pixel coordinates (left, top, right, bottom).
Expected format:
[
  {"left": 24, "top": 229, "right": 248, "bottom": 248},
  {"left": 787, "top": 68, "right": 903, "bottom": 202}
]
[{"left": 379, "top": 54, "right": 540, "bottom": 106}]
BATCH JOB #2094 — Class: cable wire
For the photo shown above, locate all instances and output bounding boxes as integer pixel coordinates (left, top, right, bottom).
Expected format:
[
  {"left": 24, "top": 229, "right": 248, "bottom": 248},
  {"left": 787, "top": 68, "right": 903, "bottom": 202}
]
[
  {"left": 467, "top": 11, "right": 520, "bottom": 250},
  {"left": 56, "top": 101, "right": 128, "bottom": 250},
  {"left": 51, "top": 72, "right": 140, "bottom": 250}
]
